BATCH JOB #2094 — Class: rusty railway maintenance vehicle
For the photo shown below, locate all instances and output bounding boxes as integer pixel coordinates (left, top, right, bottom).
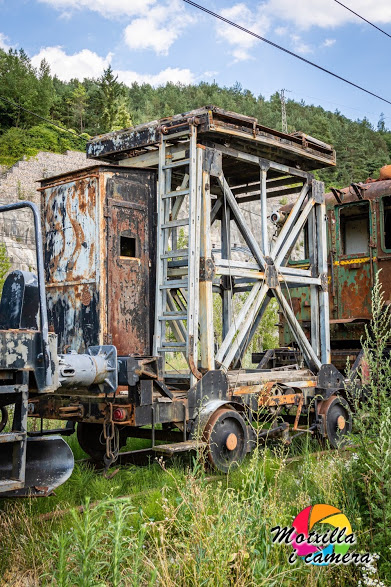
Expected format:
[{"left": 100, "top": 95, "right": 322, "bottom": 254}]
[
  {"left": 265, "top": 170, "right": 391, "bottom": 374},
  {"left": 0, "top": 106, "right": 355, "bottom": 497}
]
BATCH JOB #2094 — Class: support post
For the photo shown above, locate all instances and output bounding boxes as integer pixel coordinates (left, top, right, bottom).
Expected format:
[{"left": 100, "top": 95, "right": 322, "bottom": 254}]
[
  {"left": 187, "top": 127, "right": 202, "bottom": 384},
  {"left": 221, "top": 199, "right": 232, "bottom": 339},
  {"left": 315, "top": 181, "right": 331, "bottom": 364},
  {"left": 199, "top": 147, "right": 215, "bottom": 370},
  {"left": 308, "top": 205, "right": 320, "bottom": 359},
  {"left": 260, "top": 162, "right": 269, "bottom": 255}
]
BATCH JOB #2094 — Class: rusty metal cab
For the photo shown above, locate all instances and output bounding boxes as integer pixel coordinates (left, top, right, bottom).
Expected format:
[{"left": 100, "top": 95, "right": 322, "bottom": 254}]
[
  {"left": 39, "top": 165, "right": 156, "bottom": 355},
  {"left": 277, "top": 178, "right": 391, "bottom": 371}
]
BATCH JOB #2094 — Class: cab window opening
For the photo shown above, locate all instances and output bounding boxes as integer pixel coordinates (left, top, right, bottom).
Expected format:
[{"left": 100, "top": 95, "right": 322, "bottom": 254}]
[
  {"left": 339, "top": 203, "right": 369, "bottom": 256},
  {"left": 120, "top": 236, "right": 136, "bottom": 258}
]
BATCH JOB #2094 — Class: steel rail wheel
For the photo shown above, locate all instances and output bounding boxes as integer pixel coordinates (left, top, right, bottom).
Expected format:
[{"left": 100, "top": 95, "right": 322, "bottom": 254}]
[
  {"left": 318, "top": 395, "right": 352, "bottom": 448},
  {"left": 203, "top": 407, "right": 248, "bottom": 473}
]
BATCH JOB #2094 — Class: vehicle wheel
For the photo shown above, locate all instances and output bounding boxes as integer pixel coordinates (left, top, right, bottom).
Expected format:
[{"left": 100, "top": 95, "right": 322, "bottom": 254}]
[
  {"left": 203, "top": 407, "right": 248, "bottom": 473},
  {"left": 317, "top": 396, "right": 352, "bottom": 448},
  {"left": 77, "top": 423, "right": 107, "bottom": 462},
  {"left": 0, "top": 406, "right": 8, "bottom": 432}
]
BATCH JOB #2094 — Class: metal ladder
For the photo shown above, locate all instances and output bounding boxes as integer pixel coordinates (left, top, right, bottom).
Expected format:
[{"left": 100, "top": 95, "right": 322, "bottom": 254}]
[
  {"left": 0, "top": 376, "right": 28, "bottom": 492},
  {"left": 153, "top": 126, "right": 201, "bottom": 382}
]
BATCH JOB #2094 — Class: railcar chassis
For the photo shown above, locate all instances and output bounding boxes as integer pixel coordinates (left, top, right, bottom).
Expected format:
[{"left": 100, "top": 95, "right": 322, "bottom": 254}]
[{"left": 0, "top": 107, "right": 352, "bottom": 496}]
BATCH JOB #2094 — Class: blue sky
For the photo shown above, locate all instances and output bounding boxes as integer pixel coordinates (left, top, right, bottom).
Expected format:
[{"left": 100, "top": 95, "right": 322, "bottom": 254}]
[{"left": 1, "top": 0, "right": 391, "bottom": 128}]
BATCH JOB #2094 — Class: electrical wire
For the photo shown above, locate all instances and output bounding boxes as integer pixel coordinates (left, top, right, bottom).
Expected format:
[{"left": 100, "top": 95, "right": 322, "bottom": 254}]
[
  {"left": 332, "top": 0, "right": 391, "bottom": 40},
  {"left": 288, "top": 90, "right": 390, "bottom": 120},
  {"left": 182, "top": 0, "right": 391, "bottom": 107},
  {"left": 0, "top": 95, "right": 88, "bottom": 140}
]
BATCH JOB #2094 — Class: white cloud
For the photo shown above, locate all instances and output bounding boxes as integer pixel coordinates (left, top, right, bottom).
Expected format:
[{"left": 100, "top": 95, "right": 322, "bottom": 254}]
[
  {"left": 0, "top": 33, "right": 12, "bottom": 51},
  {"left": 38, "top": 0, "right": 156, "bottom": 19},
  {"left": 39, "top": 0, "right": 194, "bottom": 55},
  {"left": 214, "top": 0, "right": 389, "bottom": 62},
  {"left": 275, "top": 26, "right": 288, "bottom": 36},
  {"left": 264, "top": 0, "right": 391, "bottom": 29},
  {"left": 216, "top": 3, "right": 270, "bottom": 61},
  {"left": 115, "top": 67, "right": 195, "bottom": 86},
  {"left": 30, "top": 46, "right": 195, "bottom": 86},
  {"left": 290, "top": 35, "right": 312, "bottom": 55},
  {"left": 31, "top": 47, "right": 112, "bottom": 81},
  {"left": 123, "top": 0, "right": 194, "bottom": 55},
  {"left": 203, "top": 71, "right": 219, "bottom": 79}
]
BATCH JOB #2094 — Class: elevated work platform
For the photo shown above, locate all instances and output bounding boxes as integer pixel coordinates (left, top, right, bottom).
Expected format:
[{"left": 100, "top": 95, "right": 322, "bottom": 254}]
[
  {"left": 86, "top": 106, "right": 333, "bottom": 385},
  {"left": 87, "top": 105, "right": 336, "bottom": 172}
]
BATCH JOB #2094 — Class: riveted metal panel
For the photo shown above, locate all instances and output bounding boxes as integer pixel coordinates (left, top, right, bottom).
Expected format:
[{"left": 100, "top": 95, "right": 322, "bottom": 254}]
[
  {"left": 105, "top": 169, "right": 156, "bottom": 355},
  {"left": 40, "top": 166, "right": 156, "bottom": 355},
  {"left": 42, "top": 172, "right": 101, "bottom": 353}
]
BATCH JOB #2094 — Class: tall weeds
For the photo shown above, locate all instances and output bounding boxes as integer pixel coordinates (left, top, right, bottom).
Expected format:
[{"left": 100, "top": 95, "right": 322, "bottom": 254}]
[{"left": 345, "top": 272, "right": 391, "bottom": 582}]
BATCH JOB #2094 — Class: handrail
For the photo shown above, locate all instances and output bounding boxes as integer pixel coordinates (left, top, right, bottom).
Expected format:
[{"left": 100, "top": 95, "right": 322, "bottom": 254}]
[{"left": 0, "top": 201, "right": 51, "bottom": 387}]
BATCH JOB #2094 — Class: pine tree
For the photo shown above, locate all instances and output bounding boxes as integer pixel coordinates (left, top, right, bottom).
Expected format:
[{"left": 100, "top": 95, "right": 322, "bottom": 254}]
[
  {"left": 68, "top": 83, "right": 88, "bottom": 132},
  {"left": 97, "top": 66, "right": 123, "bottom": 132}
]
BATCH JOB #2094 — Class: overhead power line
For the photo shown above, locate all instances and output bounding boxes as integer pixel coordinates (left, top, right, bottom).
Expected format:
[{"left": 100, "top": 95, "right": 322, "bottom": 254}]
[
  {"left": 332, "top": 0, "right": 391, "bottom": 40},
  {"left": 0, "top": 95, "right": 87, "bottom": 140},
  {"left": 182, "top": 0, "right": 391, "bottom": 107}
]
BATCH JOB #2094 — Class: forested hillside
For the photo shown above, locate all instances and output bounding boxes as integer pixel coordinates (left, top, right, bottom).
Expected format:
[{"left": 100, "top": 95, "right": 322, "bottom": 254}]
[{"left": 1, "top": 48, "right": 390, "bottom": 189}]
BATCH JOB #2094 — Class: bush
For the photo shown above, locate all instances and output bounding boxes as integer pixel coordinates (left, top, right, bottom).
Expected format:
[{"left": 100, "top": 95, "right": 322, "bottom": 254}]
[
  {"left": 345, "top": 273, "right": 391, "bottom": 580},
  {"left": 0, "top": 243, "right": 11, "bottom": 292},
  {"left": 0, "top": 124, "right": 86, "bottom": 167}
]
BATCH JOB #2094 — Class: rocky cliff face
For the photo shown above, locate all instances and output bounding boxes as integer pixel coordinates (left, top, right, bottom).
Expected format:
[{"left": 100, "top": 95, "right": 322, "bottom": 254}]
[{"left": 0, "top": 151, "right": 95, "bottom": 273}]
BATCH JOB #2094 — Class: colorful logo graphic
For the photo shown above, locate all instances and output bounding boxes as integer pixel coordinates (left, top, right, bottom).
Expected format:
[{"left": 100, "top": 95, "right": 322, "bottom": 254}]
[
  {"left": 291, "top": 504, "right": 352, "bottom": 566},
  {"left": 271, "top": 503, "right": 373, "bottom": 566}
]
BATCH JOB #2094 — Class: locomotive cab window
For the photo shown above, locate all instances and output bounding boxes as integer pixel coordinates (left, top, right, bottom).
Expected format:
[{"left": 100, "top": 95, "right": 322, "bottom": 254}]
[
  {"left": 381, "top": 196, "right": 391, "bottom": 251},
  {"left": 339, "top": 202, "right": 370, "bottom": 256},
  {"left": 288, "top": 225, "right": 309, "bottom": 263},
  {"left": 120, "top": 236, "right": 137, "bottom": 258}
]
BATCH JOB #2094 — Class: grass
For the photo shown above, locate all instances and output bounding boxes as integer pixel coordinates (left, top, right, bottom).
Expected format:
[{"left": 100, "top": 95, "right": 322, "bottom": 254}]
[{"left": 0, "top": 432, "right": 385, "bottom": 586}]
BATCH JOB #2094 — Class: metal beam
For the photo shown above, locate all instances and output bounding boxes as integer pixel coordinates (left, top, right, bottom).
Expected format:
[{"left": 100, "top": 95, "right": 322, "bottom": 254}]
[
  {"left": 316, "top": 193, "right": 331, "bottom": 364},
  {"left": 273, "top": 285, "right": 321, "bottom": 370},
  {"left": 232, "top": 293, "right": 273, "bottom": 368},
  {"left": 270, "top": 183, "right": 309, "bottom": 261},
  {"left": 217, "top": 173, "right": 266, "bottom": 271},
  {"left": 199, "top": 147, "right": 215, "bottom": 370},
  {"left": 221, "top": 201, "right": 233, "bottom": 339},
  {"left": 222, "top": 283, "right": 269, "bottom": 369},
  {"left": 260, "top": 163, "right": 269, "bottom": 255},
  {"left": 215, "top": 282, "right": 262, "bottom": 364},
  {"left": 274, "top": 196, "right": 315, "bottom": 267}
]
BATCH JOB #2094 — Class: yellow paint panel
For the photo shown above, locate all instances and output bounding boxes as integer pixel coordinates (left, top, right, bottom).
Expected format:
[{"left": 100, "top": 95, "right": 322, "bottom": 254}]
[{"left": 333, "top": 257, "right": 376, "bottom": 266}]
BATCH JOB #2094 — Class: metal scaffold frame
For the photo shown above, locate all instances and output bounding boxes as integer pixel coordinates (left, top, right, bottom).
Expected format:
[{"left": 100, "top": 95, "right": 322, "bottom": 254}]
[{"left": 152, "top": 122, "right": 330, "bottom": 381}]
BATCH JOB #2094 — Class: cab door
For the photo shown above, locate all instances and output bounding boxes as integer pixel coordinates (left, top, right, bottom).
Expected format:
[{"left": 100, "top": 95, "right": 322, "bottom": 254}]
[
  {"left": 335, "top": 200, "right": 373, "bottom": 320},
  {"left": 105, "top": 170, "right": 156, "bottom": 356}
]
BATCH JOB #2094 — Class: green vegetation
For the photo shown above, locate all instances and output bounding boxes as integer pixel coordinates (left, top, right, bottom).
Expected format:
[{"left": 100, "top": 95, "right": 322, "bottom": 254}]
[
  {"left": 0, "top": 124, "right": 85, "bottom": 167},
  {"left": 0, "top": 243, "right": 11, "bottom": 291},
  {"left": 1, "top": 277, "right": 389, "bottom": 586},
  {"left": 2, "top": 47, "right": 391, "bottom": 586},
  {"left": 0, "top": 436, "right": 386, "bottom": 585},
  {"left": 1, "top": 48, "right": 390, "bottom": 188},
  {"left": 346, "top": 273, "right": 391, "bottom": 581}
]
